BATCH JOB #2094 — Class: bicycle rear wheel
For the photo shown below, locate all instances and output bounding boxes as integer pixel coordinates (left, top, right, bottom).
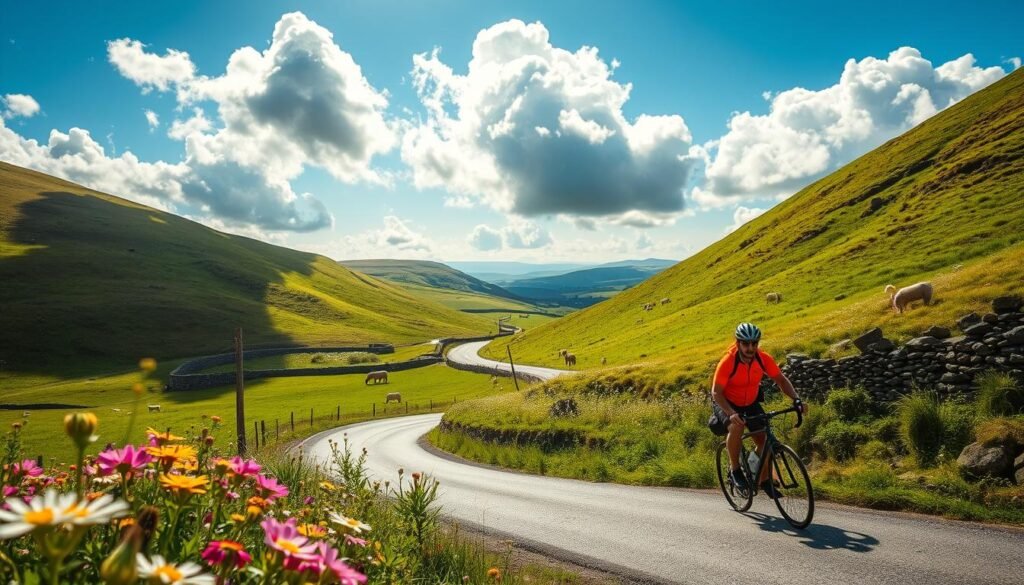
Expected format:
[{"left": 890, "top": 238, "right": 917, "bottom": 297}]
[
  {"left": 769, "top": 443, "right": 814, "bottom": 529},
  {"left": 715, "top": 441, "right": 752, "bottom": 512}
]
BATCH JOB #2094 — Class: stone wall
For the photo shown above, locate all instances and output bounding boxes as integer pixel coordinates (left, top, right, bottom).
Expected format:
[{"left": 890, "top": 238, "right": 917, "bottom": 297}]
[{"left": 774, "top": 296, "right": 1024, "bottom": 402}]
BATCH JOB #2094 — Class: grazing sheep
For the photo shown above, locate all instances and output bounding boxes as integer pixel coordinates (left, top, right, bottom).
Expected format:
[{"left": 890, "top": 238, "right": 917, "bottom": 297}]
[
  {"left": 886, "top": 282, "right": 934, "bottom": 314},
  {"left": 766, "top": 292, "right": 782, "bottom": 304},
  {"left": 22, "top": 411, "right": 29, "bottom": 418},
  {"left": 660, "top": 297, "right": 671, "bottom": 305},
  {"left": 558, "top": 349, "right": 568, "bottom": 357},
  {"left": 147, "top": 404, "right": 161, "bottom": 413},
  {"left": 365, "top": 371, "right": 389, "bottom": 385},
  {"left": 111, "top": 408, "right": 122, "bottom": 413},
  {"left": 384, "top": 392, "right": 402, "bottom": 404},
  {"left": 564, "top": 353, "right": 577, "bottom": 366},
  {"left": 601, "top": 357, "right": 607, "bottom": 365}
]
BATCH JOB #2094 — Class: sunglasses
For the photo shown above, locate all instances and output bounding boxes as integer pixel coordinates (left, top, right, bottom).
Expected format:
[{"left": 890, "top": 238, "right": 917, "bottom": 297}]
[{"left": 738, "top": 340, "right": 759, "bottom": 347}]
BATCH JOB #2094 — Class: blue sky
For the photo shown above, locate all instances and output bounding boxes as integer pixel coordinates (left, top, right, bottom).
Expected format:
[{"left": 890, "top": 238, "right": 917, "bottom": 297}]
[{"left": 1, "top": 1, "right": 1021, "bottom": 263}]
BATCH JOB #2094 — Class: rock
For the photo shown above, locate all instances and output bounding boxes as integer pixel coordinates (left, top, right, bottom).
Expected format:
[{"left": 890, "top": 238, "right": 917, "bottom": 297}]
[
  {"left": 1017, "top": 467, "right": 1024, "bottom": 485},
  {"left": 993, "top": 295, "right": 1024, "bottom": 314},
  {"left": 958, "top": 442, "right": 1014, "bottom": 479},
  {"left": 1016, "top": 453, "right": 1024, "bottom": 471},
  {"left": 1010, "top": 354, "right": 1024, "bottom": 365},
  {"left": 906, "top": 336, "right": 943, "bottom": 348},
  {"left": 828, "top": 339, "right": 853, "bottom": 353},
  {"left": 982, "top": 313, "right": 1000, "bottom": 324},
  {"left": 921, "top": 326, "right": 951, "bottom": 339},
  {"left": 1004, "top": 326, "right": 1024, "bottom": 344},
  {"left": 549, "top": 398, "right": 579, "bottom": 418},
  {"left": 854, "top": 327, "right": 884, "bottom": 353},
  {"left": 958, "top": 312, "right": 981, "bottom": 330},
  {"left": 963, "top": 323, "right": 994, "bottom": 338},
  {"left": 869, "top": 339, "right": 896, "bottom": 352},
  {"left": 834, "top": 293, "right": 847, "bottom": 301}
]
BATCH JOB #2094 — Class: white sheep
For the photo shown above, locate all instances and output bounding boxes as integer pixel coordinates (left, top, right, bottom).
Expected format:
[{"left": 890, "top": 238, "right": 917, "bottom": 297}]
[
  {"left": 147, "top": 404, "right": 162, "bottom": 413},
  {"left": 766, "top": 292, "right": 782, "bottom": 304},
  {"left": 885, "top": 282, "right": 933, "bottom": 314}
]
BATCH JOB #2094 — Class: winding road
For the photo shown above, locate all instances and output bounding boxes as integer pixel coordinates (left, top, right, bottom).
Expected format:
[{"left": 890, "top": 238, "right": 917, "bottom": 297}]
[
  {"left": 446, "top": 340, "right": 568, "bottom": 381},
  {"left": 302, "top": 342, "right": 1024, "bottom": 584}
]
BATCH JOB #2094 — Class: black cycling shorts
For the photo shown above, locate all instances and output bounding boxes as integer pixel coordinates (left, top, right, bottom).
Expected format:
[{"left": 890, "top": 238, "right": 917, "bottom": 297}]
[{"left": 709, "top": 401, "right": 766, "bottom": 436}]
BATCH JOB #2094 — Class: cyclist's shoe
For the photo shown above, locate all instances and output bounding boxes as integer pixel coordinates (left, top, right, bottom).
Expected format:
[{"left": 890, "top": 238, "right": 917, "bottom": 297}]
[
  {"left": 729, "top": 469, "right": 749, "bottom": 496},
  {"left": 760, "top": 480, "right": 782, "bottom": 499}
]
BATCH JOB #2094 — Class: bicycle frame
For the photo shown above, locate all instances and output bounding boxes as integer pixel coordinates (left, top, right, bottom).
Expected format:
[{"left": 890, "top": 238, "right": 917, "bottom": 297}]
[{"left": 737, "top": 405, "right": 803, "bottom": 494}]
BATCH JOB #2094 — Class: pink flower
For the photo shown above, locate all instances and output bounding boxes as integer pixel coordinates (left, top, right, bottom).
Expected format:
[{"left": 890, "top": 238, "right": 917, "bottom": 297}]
[
  {"left": 228, "top": 457, "right": 261, "bottom": 478},
  {"left": 225, "top": 491, "right": 240, "bottom": 502},
  {"left": 12, "top": 460, "right": 42, "bottom": 478},
  {"left": 97, "top": 445, "right": 152, "bottom": 477},
  {"left": 2, "top": 486, "right": 17, "bottom": 499},
  {"left": 255, "top": 475, "right": 289, "bottom": 502},
  {"left": 261, "top": 517, "right": 317, "bottom": 560},
  {"left": 304, "top": 496, "right": 314, "bottom": 505},
  {"left": 201, "top": 540, "right": 252, "bottom": 569},
  {"left": 343, "top": 534, "right": 367, "bottom": 548}
]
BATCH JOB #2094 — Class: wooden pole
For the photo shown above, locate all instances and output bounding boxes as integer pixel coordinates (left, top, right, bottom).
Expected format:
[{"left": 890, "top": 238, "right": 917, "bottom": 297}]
[
  {"left": 260, "top": 420, "right": 266, "bottom": 445},
  {"left": 234, "top": 327, "right": 246, "bottom": 455},
  {"left": 372, "top": 403, "right": 375, "bottom": 417},
  {"left": 290, "top": 412, "right": 294, "bottom": 432},
  {"left": 507, "top": 346, "right": 521, "bottom": 392},
  {"left": 309, "top": 408, "right": 313, "bottom": 427},
  {"left": 336, "top": 405, "right": 340, "bottom": 421},
  {"left": 253, "top": 421, "right": 260, "bottom": 451}
]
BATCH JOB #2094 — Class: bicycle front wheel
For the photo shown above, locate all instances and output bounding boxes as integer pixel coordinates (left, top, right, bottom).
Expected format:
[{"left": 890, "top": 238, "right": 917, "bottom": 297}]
[
  {"left": 769, "top": 443, "right": 814, "bottom": 529},
  {"left": 715, "top": 441, "right": 752, "bottom": 512}
]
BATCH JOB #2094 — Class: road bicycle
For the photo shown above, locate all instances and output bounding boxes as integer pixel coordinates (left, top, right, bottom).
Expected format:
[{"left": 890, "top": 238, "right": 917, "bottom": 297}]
[{"left": 715, "top": 403, "right": 815, "bottom": 529}]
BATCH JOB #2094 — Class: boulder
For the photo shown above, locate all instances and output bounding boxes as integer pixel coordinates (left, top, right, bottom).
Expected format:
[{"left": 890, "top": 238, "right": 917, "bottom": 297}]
[
  {"left": 1016, "top": 452, "right": 1024, "bottom": 471},
  {"left": 906, "top": 336, "right": 943, "bottom": 348},
  {"left": 834, "top": 293, "right": 847, "bottom": 301},
  {"left": 957, "top": 442, "right": 1014, "bottom": 480},
  {"left": 869, "top": 339, "right": 896, "bottom": 352},
  {"left": 963, "top": 323, "right": 994, "bottom": 338},
  {"left": 957, "top": 312, "right": 981, "bottom": 330},
  {"left": 1004, "top": 326, "right": 1024, "bottom": 344},
  {"left": 854, "top": 327, "right": 884, "bottom": 353},
  {"left": 828, "top": 339, "right": 853, "bottom": 353},
  {"left": 993, "top": 295, "right": 1024, "bottom": 314},
  {"left": 982, "top": 313, "right": 1000, "bottom": 324},
  {"left": 921, "top": 326, "right": 951, "bottom": 339}
]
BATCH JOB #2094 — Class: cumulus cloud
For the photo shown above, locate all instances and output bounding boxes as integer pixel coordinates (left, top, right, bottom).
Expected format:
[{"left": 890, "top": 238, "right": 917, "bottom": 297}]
[
  {"left": 167, "top": 108, "right": 212, "bottom": 140},
  {"left": 726, "top": 206, "right": 767, "bottom": 233},
  {"left": 300, "top": 216, "right": 435, "bottom": 261},
  {"left": 2, "top": 94, "right": 40, "bottom": 119},
  {"left": 107, "top": 38, "right": 196, "bottom": 92},
  {"left": 503, "top": 219, "right": 553, "bottom": 249},
  {"left": 468, "top": 224, "right": 503, "bottom": 251},
  {"left": 144, "top": 109, "right": 159, "bottom": 130},
  {"left": 698, "top": 47, "right": 1007, "bottom": 205},
  {"left": 635, "top": 233, "right": 653, "bottom": 250},
  {"left": 401, "top": 19, "right": 699, "bottom": 218}
]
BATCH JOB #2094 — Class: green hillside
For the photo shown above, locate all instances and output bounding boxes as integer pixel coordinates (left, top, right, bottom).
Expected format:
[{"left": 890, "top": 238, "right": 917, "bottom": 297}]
[
  {"left": 483, "top": 68, "right": 1024, "bottom": 384},
  {"left": 0, "top": 163, "right": 492, "bottom": 378},
  {"left": 340, "top": 259, "right": 526, "bottom": 303}
]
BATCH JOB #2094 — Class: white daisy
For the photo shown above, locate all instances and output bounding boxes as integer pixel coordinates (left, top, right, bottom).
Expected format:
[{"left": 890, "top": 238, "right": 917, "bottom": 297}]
[
  {"left": 0, "top": 489, "right": 76, "bottom": 539},
  {"left": 136, "top": 554, "right": 214, "bottom": 585},
  {"left": 329, "top": 511, "right": 371, "bottom": 534},
  {"left": 63, "top": 493, "right": 129, "bottom": 526}
]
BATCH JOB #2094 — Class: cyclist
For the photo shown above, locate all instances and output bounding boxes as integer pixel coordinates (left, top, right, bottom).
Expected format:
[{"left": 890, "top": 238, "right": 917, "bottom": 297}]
[{"left": 710, "top": 322, "right": 806, "bottom": 498}]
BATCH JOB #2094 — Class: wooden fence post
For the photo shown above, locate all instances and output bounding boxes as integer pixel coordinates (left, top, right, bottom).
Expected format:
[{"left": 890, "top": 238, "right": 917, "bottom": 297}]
[
  {"left": 372, "top": 403, "right": 375, "bottom": 417},
  {"left": 253, "top": 421, "right": 259, "bottom": 451},
  {"left": 336, "top": 405, "right": 340, "bottom": 421},
  {"left": 260, "top": 420, "right": 266, "bottom": 446},
  {"left": 309, "top": 408, "right": 313, "bottom": 427},
  {"left": 290, "top": 412, "right": 294, "bottom": 432}
]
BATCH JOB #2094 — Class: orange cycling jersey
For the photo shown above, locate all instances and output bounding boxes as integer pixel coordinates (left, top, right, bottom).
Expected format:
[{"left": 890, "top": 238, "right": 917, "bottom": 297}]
[{"left": 713, "top": 345, "right": 781, "bottom": 407}]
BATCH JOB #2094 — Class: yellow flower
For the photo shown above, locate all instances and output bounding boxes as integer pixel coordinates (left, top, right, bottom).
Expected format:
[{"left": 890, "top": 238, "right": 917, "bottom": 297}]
[
  {"left": 173, "top": 459, "right": 199, "bottom": 472},
  {"left": 147, "top": 445, "right": 196, "bottom": 468},
  {"left": 319, "top": 481, "right": 337, "bottom": 492},
  {"left": 145, "top": 428, "right": 184, "bottom": 445},
  {"left": 297, "top": 523, "right": 327, "bottom": 538},
  {"left": 131, "top": 383, "right": 144, "bottom": 396},
  {"left": 64, "top": 413, "right": 98, "bottom": 449},
  {"left": 159, "top": 474, "right": 209, "bottom": 496},
  {"left": 230, "top": 513, "right": 246, "bottom": 523},
  {"left": 138, "top": 358, "right": 157, "bottom": 372},
  {"left": 487, "top": 567, "right": 502, "bottom": 581}
]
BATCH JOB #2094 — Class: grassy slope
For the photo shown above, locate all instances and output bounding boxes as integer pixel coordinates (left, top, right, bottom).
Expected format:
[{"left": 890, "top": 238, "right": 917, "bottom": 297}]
[
  {"left": 340, "top": 259, "right": 525, "bottom": 302},
  {"left": 483, "top": 69, "right": 1024, "bottom": 383},
  {"left": 0, "top": 163, "right": 492, "bottom": 378}
]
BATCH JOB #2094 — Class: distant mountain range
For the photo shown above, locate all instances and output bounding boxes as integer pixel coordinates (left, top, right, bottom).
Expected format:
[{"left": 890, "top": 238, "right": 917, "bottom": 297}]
[
  {"left": 339, "top": 259, "right": 525, "bottom": 303},
  {"left": 451, "top": 258, "right": 677, "bottom": 285}
]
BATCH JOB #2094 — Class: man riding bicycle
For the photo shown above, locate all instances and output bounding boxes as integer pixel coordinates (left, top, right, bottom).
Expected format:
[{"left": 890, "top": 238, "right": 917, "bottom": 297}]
[{"left": 710, "top": 322, "right": 806, "bottom": 498}]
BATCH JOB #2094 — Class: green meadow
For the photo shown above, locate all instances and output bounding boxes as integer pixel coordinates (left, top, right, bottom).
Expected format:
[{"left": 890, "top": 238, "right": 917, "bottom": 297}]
[{"left": 197, "top": 344, "right": 438, "bottom": 374}]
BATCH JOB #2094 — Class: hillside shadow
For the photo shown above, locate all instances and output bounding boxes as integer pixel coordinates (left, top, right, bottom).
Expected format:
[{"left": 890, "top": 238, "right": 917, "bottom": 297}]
[
  {"left": 1, "top": 188, "right": 315, "bottom": 380},
  {"left": 742, "top": 511, "right": 879, "bottom": 552}
]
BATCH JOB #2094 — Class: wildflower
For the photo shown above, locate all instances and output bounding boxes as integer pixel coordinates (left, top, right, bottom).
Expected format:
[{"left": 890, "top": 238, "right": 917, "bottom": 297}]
[
  {"left": 304, "top": 496, "right": 314, "bottom": 505},
  {"left": 262, "top": 517, "right": 318, "bottom": 561},
  {"left": 64, "top": 412, "right": 99, "bottom": 449},
  {"left": 145, "top": 428, "right": 184, "bottom": 446},
  {"left": 97, "top": 445, "right": 152, "bottom": 477},
  {"left": 136, "top": 553, "right": 213, "bottom": 585},
  {"left": 146, "top": 445, "right": 196, "bottom": 468},
  {"left": 210, "top": 415, "right": 222, "bottom": 424},
  {"left": 343, "top": 534, "right": 367, "bottom": 547},
  {"left": 255, "top": 474, "right": 289, "bottom": 502},
  {"left": 329, "top": 512, "right": 371, "bottom": 534},
  {"left": 62, "top": 493, "right": 130, "bottom": 526},
  {"left": 201, "top": 540, "right": 252, "bottom": 569},
  {"left": 319, "top": 480, "right": 337, "bottom": 492},
  {"left": 487, "top": 567, "right": 502, "bottom": 581},
  {"left": 160, "top": 474, "right": 209, "bottom": 497},
  {"left": 173, "top": 459, "right": 199, "bottom": 473},
  {"left": 11, "top": 422, "right": 22, "bottom": 430},
  {"left": 132, "top": 383, "right": 145, "bottom": 396},
  {"left": 101, "top": 526, "right": 141, "bottom": 585},
  {"left": 297, "top": 523, "right": 327, "bottom": 538},
  {"left": 229, "top": 513, "right": 246, "bottom": 523},
  {"left": 0, "top": 489, "right": 74, "bottom": 538},
  {"left": 12, "top": 459, "right": 43, "bottom": 478},
  {"left": 2, "top": 486, "right": 17, "bottom": 498},
  {"left": 227, "top": 456, "right": 261, "bottom": 478},
  {"left": 138, "top": 358, "right": 158, "bottom": 372}
]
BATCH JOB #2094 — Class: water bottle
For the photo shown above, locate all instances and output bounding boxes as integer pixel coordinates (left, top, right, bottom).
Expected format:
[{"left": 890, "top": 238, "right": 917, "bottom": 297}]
[{"left": 747, "top": 450, "right": 759, "bottom": 472}]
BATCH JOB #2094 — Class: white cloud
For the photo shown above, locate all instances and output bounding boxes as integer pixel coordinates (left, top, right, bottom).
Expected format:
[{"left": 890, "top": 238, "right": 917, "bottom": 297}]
[
  {"left": 607, "top": 210, "right": 682, "bottom": 228},
  {"left": 107, "top": 38, "right": 196, "bottom": 92},
  {"left": 468, "top": 224, "right": 503, "bottom": 251},
  {"left": 726, "top": 206, "right": 767, "bottom": 233},
  {"left": 2, "top": 94, "right": 40, "bottom": 119},
  {"left": 168, "top": 108, "right": 212, "bottom": 140},
  {"left": 377, "top": 216, "right": 431, "bottom": 251},
  {"left": 503, "top": 219, "right": 552, "bottom": 249},
  {"left": 635, "top": 233, "right": 653, "bottom": 250},
  {"left": 1006, "top": 57, "right": 1022, "bottom": 70},
  {"left": 299, "top": 216, "right": 435, "bottom": 261},
  {"left": 699, "top": 47, "right": 1008, "bottom": 205},
  {"left": 401, "top": 19, "right": 699, "bottom": 218},
  {"left": 144, "top": 109, "right": 159, "bottom": 130}
]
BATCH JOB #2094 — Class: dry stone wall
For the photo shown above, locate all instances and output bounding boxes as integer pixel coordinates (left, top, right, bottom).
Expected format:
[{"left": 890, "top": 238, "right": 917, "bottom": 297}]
[{"left": 773, "top": 296, "right": 1024, "bottom": 402}]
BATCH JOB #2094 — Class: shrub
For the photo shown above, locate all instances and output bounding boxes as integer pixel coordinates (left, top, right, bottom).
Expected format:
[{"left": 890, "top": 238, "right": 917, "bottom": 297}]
[
  {"left": 870, "top": 416, "right": 902, "bottom": 450},
  {"left": 939, "top": 403, "right": 976, "bottom": 458},
  {"left": 826, "top": 387, "right": 872, "bottom": 422},
  {"left": 898, "top": 392, "right": 944, "bottom": 466},
  {"left": 791, "top": 404, "right": 832, "bottom": 458},
  {"left": 858, "top": 439, "right": 893, "bottom": 461},
  {"left": 974, "top": 416, "right": 1024, "bottom": 450},
  {"left": 816, "top": 420, "right": 871, "bottom": 462},
  {"left": 975, "top": 371, "right": 1024, "bottom": 418}
]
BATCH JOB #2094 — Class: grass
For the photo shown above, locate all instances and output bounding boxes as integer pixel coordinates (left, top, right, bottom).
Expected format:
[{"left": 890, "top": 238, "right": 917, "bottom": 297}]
[
  {"left": 0, "top": 362, "right": 519, "bottom": 462},
  {"left": 480, "top": 68, "right": 1024, "bottom": 384},
  {"left": 197, "top": 343, "right": 437, "bottom": 374},
  {"left": 0, "top": 162, "right": 493, "bottom": 379},
  {"left": 431, "top": 378, "right": 1024, "bottom": 524}
]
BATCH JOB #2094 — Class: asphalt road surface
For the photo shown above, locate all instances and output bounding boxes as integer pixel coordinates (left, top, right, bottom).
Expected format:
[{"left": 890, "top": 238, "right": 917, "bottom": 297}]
[
  {"left": 304, "top": 414, "right": 1024, "bottom": 585},
  {"left": 445, "top": 340, "right": 567, "bottom": 381}
]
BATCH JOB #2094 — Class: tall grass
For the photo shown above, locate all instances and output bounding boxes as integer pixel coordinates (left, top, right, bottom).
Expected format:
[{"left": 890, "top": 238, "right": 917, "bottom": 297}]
[
  {"left": 898, "top": 392, "right": 944, "bottom": 466},
  {"left": 976, "top": 371, "right": 1024, "bottom": 418}
]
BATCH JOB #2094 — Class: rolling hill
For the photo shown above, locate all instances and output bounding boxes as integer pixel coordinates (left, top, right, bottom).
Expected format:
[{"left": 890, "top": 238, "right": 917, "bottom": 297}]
[
  {"left": 0, "top": 163, "right": 492, "bottom": 378},
  {"left": 339, "top": 259, "right": 525, "bottom": 303},
  {"left": 482, "top": 68, "right": 1024, "bottom": 383},
  {"left": 503, "top": 263, "right": 674, "bottom": 307}
]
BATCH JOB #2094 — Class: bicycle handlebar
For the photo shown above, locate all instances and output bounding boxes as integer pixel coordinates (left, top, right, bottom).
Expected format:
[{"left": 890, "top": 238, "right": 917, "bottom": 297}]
[{"left": 743, "top": 401, "right": 803, "bottom": 428}]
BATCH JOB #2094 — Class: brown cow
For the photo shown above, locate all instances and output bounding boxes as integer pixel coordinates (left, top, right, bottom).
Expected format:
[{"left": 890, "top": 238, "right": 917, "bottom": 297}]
[{"left": 365, "top": 371, "right": 389, "bottom": 385}]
